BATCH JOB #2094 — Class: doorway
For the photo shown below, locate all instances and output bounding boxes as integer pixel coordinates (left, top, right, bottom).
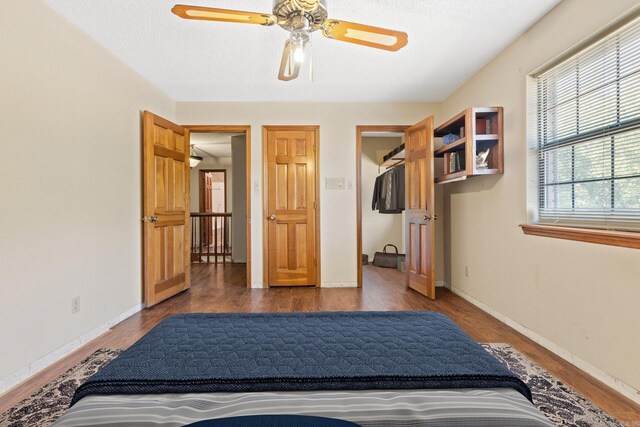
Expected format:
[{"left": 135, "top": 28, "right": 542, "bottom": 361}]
[
  {"left": 356, "top": 126, "right": 409, "bottom": 288},
  {"left": 200, "top": 170, "right": 227, "bottom": 213},
  {"left": 262, "top": 126, "right": 320, "bottom": 287},
  {"left": 198, "top": 169, "right": 228, "bottom": 257},
  {"left": 356, "top": 120, "right": 436, "bottom": 300},
  {"left": 186, "top": 125, "right": 252, "bottom": 287}
]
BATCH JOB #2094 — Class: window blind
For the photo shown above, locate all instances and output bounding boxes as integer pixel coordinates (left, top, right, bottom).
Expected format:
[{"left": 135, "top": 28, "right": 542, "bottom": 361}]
[{"left": 536, "top": 17, "right": 640, "bottom": 230}]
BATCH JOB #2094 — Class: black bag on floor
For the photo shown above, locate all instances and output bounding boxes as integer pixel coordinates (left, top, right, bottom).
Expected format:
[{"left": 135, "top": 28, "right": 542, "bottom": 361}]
[{"left": 372, "top": 244, "right": 402, "bottom": 268}]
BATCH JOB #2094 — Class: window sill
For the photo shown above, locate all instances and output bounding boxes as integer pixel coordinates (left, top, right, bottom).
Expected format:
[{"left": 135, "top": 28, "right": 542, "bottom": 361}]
[{"left": 519, "top": 224, "right": 640, "bottom": 249}]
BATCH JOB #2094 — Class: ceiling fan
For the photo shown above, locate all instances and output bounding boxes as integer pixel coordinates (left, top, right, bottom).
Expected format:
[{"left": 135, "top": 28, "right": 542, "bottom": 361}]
[{"left": 172, "top": 0, "right": 408, "bottom": 81}]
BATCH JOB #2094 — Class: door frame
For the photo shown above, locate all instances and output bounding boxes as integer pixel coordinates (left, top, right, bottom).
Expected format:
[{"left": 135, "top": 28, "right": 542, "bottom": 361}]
[
  {"left": 184, "top": 125, "right": 252, "bottom": 288},
  {"left": 355, "top": 125, "right": 410, "bottom": 287},
  {"left": 199, "top": 169, "right": 227, "bottom": 213},
  {"left": 262, "top": 125, "right": 321, "bottom": 288}
]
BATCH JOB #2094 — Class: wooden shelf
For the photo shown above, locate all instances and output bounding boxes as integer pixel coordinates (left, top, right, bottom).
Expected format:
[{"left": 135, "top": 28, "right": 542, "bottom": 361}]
[
  {"left": 472, "top": 167, "right": 501, "bottom": 175},
  {"left": 434, "top": 107, "right": 504, "bottom": 183},
  {"left": 475, "top": 133, "right": 500, "bottom": 141},
  {"left": 434, "top": 137, "right": 466, "bottom": 157},
  {"left": 379, "top": 148, "right": 405, "bottom": 169},
  {"left": 434, "top": 111, "right": 466, "bottom": 137},
  {"left": 435, "top": 170, "right": 467, "bottom": 184}
]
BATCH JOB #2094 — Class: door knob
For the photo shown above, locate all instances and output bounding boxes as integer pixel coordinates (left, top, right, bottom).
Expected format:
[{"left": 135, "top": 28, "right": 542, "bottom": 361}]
[
  {"left": 143, "top": 216, "right": 159, "bottom": 223},
  {"left": 423, "top": 214, "right": 431, "bottom": 221},
  {"left": 269, "top": 214, "right": 277, "bottom": 220}
]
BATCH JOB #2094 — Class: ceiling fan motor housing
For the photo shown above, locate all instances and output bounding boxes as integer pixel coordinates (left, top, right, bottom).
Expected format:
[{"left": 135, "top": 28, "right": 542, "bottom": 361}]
[{"left": 272, "top": 0, "right": 328, "bottom": 32}]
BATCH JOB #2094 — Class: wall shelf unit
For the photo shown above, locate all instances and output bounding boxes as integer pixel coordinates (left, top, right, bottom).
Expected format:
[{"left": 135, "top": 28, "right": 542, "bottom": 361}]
[{"left": 434, "top": 107, "right": 503, "bottom": 184}]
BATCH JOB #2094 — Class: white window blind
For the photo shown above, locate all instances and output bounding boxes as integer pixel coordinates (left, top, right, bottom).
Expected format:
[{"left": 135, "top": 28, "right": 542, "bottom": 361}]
[{"left": 536, "top": 17, "right": 640, "bottom": 230}]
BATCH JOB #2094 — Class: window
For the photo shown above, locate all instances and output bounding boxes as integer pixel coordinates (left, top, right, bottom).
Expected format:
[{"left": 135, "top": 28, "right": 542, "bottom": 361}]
[{"left": 535, "top": 17, "right": 640, "bottom": 231}]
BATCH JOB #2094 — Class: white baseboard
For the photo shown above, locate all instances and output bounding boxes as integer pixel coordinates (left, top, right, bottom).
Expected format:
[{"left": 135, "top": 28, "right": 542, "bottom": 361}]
[
  {"left": 321, "top": 281, "right": 358, "bottom": 288},
  {"left": 250, "top": 281, "right": 264, "bottom": 288},
  {"left": 436, "top": 280, "right": 450, "bottom": 288},
  {"left": 0, "top": 304, "right": 142, "bottom": 396},
  {"left": 451, "top": 286, "right": 640, "bottom": 405}
]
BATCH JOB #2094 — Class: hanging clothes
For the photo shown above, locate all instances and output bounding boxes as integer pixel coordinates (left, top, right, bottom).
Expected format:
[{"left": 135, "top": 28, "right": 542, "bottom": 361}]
[{"left": 372, "top": 165, "right": 405, "bottom": 214}]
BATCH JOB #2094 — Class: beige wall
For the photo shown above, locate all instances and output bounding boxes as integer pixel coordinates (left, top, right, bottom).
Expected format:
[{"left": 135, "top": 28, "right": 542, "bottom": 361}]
[
  {"left": 231, "top": 135, "right": 248, "bottom": 263},
  {"left": 176, "top": 103, "right": 442, "bottom": 287},
  {"left": 438, "top": 0, "right": 640, "bottom": 393},
  {"left": 0, "top": 1, "right": 174, "bottom": 389},
  {"left": 361, "top": 137, "right": 405, "bottom": 259}
]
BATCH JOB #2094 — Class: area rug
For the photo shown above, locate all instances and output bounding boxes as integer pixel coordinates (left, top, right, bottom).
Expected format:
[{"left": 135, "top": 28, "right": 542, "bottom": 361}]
[
  {"left": 0, "top": 349, "right": 122, "bottom": 427},
  {"left": 0, "top": 345, "right": 623, "bottom": 427},
  {"left": 482, "top": 344, "right": 622, "bottom": 426}
]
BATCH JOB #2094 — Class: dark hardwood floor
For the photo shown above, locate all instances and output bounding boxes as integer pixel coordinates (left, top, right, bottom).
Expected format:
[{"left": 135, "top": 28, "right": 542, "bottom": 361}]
[{"left": 2, "top": 263, "right": 640, "bottom": 423}]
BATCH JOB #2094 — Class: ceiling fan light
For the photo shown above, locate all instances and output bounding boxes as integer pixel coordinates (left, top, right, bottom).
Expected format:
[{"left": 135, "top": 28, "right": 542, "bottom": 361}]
[
  {"left": 190, "top": 155, "right": 203, "bottom": 168},
  {"left": 290, "top": 29, "right": 310, "bottom": 64},
  {"left": 190, "top": 145, "right": 203, "bottom": 168},
  {"left": 292, "top": 44, "right": 305, "bottom": 63}
]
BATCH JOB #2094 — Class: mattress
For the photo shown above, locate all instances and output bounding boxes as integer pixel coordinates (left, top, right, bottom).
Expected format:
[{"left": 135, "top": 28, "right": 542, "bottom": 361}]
[
  {"left": 58, "top": 311, "right": 551, "bottom": 426},
  {"left": 71, "top": 311, "right": 531, "bottom": 405},
  {"left": 54, "top": 389, "right": 553, "bottom": 427}
]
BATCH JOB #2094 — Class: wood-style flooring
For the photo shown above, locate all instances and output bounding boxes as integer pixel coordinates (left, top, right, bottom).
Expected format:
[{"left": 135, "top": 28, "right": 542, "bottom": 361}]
[{"left": 2, "top": 263, "right": 639, "bottom": 424}]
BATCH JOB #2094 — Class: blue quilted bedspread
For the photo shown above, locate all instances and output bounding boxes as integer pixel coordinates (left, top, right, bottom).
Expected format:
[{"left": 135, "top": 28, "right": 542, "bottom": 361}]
[{"left": 71, "top": 311, "right": 531, "bottom": 405}]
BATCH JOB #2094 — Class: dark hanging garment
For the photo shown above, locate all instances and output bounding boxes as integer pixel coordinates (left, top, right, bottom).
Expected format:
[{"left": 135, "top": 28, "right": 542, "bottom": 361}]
[
  {"left": 373, "top": 166, "right": 405, "bottom": 214},
  {"left": 395, "top": 165, "right": 405, "bottom": 211},
  {"left": 372, "top": 174, "right": 383, "bottom": 211}
]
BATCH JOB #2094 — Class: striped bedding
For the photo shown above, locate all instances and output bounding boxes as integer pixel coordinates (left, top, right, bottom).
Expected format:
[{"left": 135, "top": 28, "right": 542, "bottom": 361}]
[{"left": 53, "top": 388, "right": 553, "bottom": 427}]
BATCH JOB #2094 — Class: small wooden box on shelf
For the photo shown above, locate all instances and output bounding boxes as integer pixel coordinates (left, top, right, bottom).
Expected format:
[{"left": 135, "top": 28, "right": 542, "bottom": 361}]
[{"left": 434, "top": 107, "right": 503, "bottom": 184}]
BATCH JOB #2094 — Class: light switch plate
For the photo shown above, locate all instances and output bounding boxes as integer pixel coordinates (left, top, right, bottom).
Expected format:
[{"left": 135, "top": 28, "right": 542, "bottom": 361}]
[{"left": 325, "top": 177, "right": 345, "bottom": 190}]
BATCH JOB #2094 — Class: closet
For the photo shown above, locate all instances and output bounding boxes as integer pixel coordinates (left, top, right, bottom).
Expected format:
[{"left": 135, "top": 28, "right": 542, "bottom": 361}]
[
  {"left": 356, "top": 108, "right": 504, "bottom": 300},
  {"left": 361, "top": 134, "right": 407, "bottom": 274}
]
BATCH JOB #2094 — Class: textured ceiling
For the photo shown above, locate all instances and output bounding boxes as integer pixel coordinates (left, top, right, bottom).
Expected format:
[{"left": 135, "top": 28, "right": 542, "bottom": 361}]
[{"left": 43, "top": 0, "right": 560, "bottom": 102}]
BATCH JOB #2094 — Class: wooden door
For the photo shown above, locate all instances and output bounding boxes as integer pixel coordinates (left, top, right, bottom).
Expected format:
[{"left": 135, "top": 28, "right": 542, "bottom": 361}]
[
  {"left": 143, "top": 111, "right": 190, "bottom": 307},
  {"left": 264, "top": 127, "right": 319, "bottom": 286},
  {"left": 200, "top": 171, "right": 214, "bottom": 245},
  {"left": 405, "top": 117, "right": 436, "bottom": 299}
]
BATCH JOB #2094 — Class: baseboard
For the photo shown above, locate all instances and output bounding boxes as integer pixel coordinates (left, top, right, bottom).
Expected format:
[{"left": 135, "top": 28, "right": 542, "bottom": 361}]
[
  {"left": 436, "top": 280, "right": 450, "bottom": 288},
  {"left": 321, "top": 282, "right": 357, "bottom": 288},
  {"left": 0, "top": 304, "right": 142, "bottom": 396},
  {"left": 451, "top": 286, "right": 640, "bottom": 405},
  {"left": 250, "top": 281, "right": 264, "bottom": 288}
]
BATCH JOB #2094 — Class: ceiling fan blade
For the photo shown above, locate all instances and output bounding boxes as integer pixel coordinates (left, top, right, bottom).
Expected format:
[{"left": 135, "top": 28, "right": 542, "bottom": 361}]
[
  {"left": 172, "top": 4, "right": 277, "bottom": 26},
  {"left": 322, "top": 19, "right": 408, "bottom": 51},
  {"left": 278, "top": 39, "right": 301, "bottom": 81}
]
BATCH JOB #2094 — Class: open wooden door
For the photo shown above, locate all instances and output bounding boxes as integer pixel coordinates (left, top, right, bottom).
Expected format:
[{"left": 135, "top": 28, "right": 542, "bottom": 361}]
[
  {"left": 143, "top": 111, "right": 190, "bottom": 307},
  {"left": 264, "top": 126, "right": 319, "bottom": 287},
  {"left": 405, "top": 116, "right": 436, "bottom": 299}
]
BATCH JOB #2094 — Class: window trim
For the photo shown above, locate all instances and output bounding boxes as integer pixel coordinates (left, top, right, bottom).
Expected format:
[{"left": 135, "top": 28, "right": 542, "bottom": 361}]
[{"left": 520, "top": 224, "right": 640, "bottom": 249}]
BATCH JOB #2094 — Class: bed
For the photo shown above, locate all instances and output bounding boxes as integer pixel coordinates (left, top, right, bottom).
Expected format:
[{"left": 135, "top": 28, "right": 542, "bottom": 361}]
[{"left": 53, "top": 311, "right": 553, "bottom": 426}]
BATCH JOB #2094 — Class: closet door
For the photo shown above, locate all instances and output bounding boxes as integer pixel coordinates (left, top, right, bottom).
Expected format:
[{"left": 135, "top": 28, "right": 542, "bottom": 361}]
[
  {"left": 405, "top": 117, "right": 435, "bottom": 299},
  {"left": 264, "top": 126, "right": 319, "bottom": 287}
]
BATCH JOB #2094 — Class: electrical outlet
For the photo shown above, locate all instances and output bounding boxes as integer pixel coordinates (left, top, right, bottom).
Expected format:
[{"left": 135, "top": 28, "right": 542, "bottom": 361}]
[
  {"left": 72, "top": 297, "right": 80, "bottom": 314},
  {"left": 464, "top": 265, "right": 469, "bottom": 277}
]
